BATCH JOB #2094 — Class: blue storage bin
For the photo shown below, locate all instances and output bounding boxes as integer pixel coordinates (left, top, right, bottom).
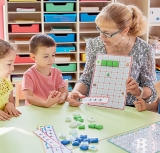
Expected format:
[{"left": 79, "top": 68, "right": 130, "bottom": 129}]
[
  {"left": 48, "top": 34, "right": 75, "bottom": 42},
  {"left": 62, "top": 74, "right": 72, "bottom": 80},
  {"left": 80, "top": 13, "right": 98, "bottom": 22},
  {"left": 56, "top": 44, "right": 75, "bottom": 52},
  {"left": 44, "top": 14, "right": 76, "bottom": 22},
  {"left": 68, "top": 84, "right": 73, "bottom": 91}
]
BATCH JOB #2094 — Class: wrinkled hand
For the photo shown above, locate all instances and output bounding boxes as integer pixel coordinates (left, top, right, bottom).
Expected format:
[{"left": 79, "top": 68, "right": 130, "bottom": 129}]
[
  {"left": 4, "top": 102, "right": 21, "bottom": 117},
  {"left": 67, "top": 91, "right": 85, "bottom": 107},
  {"left": 126, "top": 77, "right": 140, "bottom": 96},
  {"left": 0, "top": 110, "right": 11, "bottom": 121},
  {"left": 133, "top": 97, "right": 147, "bottom": 112}
]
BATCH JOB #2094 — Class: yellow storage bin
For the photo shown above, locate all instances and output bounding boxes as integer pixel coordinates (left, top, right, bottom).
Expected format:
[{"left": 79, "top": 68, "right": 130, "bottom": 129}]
[{"left": 81, "top": 53, "right": 86, "bottom": 62}]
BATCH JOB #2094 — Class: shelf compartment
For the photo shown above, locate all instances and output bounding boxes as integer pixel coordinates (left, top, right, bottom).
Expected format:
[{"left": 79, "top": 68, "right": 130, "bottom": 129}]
[
  {"left": 52, "top": 63, "right": 77, "bottom": 72},
  {"left": 80, "top": 13, "right": 98, "bottom": 22},
  {"left": 62, "top": 73, "right": 76, "bottom": 81},
  {"left": 45, "top": 3, "right": 74, "bottom": 12},
  {"left": 151, "top": 0, "right": 160, "bottom": 7},
  {"left": 14, "top": 55, "right": 34, "bottom": 63},
  {"left": 7, "top": 3, "right": 41, "bottom": 12},
  {"left": 56, "top": 44, "right": 76, "bottom": 52},
  {"left": 8, "top": 13, "right": 41, "bottom": 23},
  {"left": 48, "top": 0, "right": 76, "bottom": 1},
  {"left": 44, "top": 13, "right": 77, "bottom": 22},
  {"left": 44, "top": 22, "right": 77, "bottom": 34},
  {"left": 12, "top": 65, "right": 33, "bottom": 74},
  {"left": 11, "top": 24, "right": 39, "bottom": 33},
  {"left": 80, "top": 53, "right": 86, "bottom": 62},
  {"left": 80, "top": 63, "right": 85, "bottom": 72},
  {"left": 48, "top": 33, "right": 75, "bottom": 42},
  {"left": 9, "top": 0, "right": 37, "bottom": 2}
]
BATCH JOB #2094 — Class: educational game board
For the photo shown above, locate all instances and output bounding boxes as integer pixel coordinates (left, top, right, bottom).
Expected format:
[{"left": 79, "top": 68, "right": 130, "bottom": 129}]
[
  {"left": 108, "top": 121, "right": 160, "bottom": 153},
  {"left": 89, "top": 54, "right": 132, "bottom": 109}
]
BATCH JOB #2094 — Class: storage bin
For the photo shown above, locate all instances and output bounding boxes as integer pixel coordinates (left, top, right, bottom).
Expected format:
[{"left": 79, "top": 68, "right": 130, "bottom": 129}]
[
  {"left": 48, "top": 33, "right": 75, "bottom": 42},
  {"left": 68, "top": 84, "right": 73, "bottom": 91},
  {"left": 80, "top": 53, "right": 86, "bottom": 62},
  {"left": 46, "top": 3, "right": 74, "bottom": 12},
  {"left": 62, "top": 74, "right": 72, "bottom": 80},
  {"left": 11, "top": 24, "right": 39, "bottom": 33},
  {"left": 56, "top": 44, "right": 76, "bottom": 52},
  {"left": 14, "top": 55, "right": 34, "bottom": 63},
  {"left": 80, "top": 13, "right": 98, "bottom": 22},
  {"left": 52, "top": 63, "right": 77, "bottom": 72},
  {"left": 44, "top": 14, "right": 76, "bottom": 22},
  {"left": 49, "top": 0, "right": 76, "bottom": 1}
]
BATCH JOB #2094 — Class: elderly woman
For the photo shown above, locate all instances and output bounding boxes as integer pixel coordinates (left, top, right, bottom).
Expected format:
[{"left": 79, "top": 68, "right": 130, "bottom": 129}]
[{"left": 67, "top": 3, "right": 157, "bottom": 107}]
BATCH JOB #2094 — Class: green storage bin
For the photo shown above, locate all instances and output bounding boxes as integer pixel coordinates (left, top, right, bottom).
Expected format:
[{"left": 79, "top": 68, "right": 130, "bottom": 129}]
[
  {"left": 52, "top": 63, "right": 77, "bottom": 72},
  {"left": 46, "top": 3, "right": 74, "bottom": 12}
]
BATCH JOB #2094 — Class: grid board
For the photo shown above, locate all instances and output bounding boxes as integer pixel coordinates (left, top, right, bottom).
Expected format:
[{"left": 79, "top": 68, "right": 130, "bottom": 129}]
[
  {"left": 89, "top": 54, "right": 132, "bottom": 109},
  {"left": 108, "top": 121, "right": 160, "bottom": 153}
]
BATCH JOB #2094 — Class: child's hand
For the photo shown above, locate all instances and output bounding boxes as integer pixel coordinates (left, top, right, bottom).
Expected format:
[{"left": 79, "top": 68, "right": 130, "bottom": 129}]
[
  {"left": 57, "top": 97, "right": 65, "bottom": 104},
  {"left": 0, "top": 110, "right": 11, "bottom": 121},
  {"left": 4, "top": 102, "right": 21, "bottom": 117},
  {"left": 133, "top": 97, "right": 147, "bottom": 112},
  {"left": 45, "top": 90, "right": 62, "bottom": 107}
]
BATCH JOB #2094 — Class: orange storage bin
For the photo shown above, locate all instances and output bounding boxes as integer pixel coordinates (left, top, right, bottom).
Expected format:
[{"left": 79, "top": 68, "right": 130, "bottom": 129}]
[
  {"left": 81, "top": 53, "right": 86, "bottom": 62},
  {"left": 14, "top": 55, "right": 34, "bottom": 63},
  {"left": 11, "top": 24, "right": 39, "bottom": 33}
]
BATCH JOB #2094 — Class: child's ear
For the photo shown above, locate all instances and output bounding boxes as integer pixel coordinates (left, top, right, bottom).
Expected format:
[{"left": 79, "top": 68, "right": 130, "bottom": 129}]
[{"left": 30, "top": 53, "right": 35, "bottom": 60}]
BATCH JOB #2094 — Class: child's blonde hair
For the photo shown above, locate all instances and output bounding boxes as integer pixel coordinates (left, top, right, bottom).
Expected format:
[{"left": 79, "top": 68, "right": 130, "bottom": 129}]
[
  {"left": 95, "top": 3, "right": 148, "bottom": 36},
  {"left": 0, "top": 39, "right": 14, "bottom": 59},
  {"left": 29, "top": 34, "right": 56, "bottom": 54}
]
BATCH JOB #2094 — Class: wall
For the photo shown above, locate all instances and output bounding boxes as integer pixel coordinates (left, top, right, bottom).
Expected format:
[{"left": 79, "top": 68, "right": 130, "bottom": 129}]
[{"left": 0, "top": 0, "right": 4, "bottom": 39}]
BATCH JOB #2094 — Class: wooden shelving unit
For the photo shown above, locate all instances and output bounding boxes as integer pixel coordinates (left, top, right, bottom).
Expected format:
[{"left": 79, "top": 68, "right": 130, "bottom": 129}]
[
  {"left": 4, "top": 0, "right": 114, "bottom": 92},
  {"left": 5, "top": 0, "right": 160, "bottom": 94}
]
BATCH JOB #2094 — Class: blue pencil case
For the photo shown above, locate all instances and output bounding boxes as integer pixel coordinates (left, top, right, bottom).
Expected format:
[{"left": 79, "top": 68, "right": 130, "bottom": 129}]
[{"left": 56, "top": 44, "right": 76, "bottom": 52}]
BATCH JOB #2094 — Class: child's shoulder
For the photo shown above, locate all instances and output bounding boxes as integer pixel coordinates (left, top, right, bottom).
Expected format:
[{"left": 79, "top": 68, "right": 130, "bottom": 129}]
[
  {"left": 23, "top": 65, "right": 36, "bottom": 76},
  {"left": 50, "top": 67, "right": 62, "bottom": 74}
]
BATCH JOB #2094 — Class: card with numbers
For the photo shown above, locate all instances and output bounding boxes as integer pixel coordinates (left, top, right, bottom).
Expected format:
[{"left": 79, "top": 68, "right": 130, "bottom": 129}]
[{"left": 89, "top": 54, "right": 132, "bottom": 109}]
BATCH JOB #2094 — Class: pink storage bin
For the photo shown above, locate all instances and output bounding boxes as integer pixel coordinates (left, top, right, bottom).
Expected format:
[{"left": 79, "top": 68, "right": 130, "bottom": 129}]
[{"left": 11, "top": 24, "right": 39, "bottom": 33}]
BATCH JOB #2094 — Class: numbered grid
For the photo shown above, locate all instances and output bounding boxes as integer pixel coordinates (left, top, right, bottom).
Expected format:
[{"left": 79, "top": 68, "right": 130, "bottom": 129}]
[{"left": 89, "top": 54, "right": 132, "bottom": 109}]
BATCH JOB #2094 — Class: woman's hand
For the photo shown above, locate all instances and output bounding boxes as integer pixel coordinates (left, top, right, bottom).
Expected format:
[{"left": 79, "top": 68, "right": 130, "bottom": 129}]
[
  {"left": 4, "top": 102, "right": 21, "bottom": 117},
  {"left": 67, "top": 91, "right": 85, "bottom": 107},
  {"left": 126, "top": 77, "right": 141, "bottom": 97}
]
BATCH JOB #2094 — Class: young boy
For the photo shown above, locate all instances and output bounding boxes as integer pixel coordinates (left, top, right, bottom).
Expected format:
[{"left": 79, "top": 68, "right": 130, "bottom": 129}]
[{"left": 22, "top": 34, "right": 68, "bottom": 107}]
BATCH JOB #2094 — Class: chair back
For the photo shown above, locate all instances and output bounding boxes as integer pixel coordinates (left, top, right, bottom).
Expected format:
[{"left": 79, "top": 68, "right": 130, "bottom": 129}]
[{"left": 155, "top": 81, "right": 160, "bottom": 114}]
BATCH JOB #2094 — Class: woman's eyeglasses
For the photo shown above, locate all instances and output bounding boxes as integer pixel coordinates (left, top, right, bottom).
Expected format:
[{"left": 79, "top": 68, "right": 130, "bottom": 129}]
[{"left": 96, "top": 26, "right": 122, "bottom": 38}]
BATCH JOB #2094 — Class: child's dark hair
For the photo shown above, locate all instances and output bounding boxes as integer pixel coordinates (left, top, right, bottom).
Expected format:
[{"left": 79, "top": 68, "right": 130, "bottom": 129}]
[
  {"left": 0, "top": 39, "right": 14, "bottom": 59},
  {"left": 29, "top": 34, "right": 56, "bottom": 54}
]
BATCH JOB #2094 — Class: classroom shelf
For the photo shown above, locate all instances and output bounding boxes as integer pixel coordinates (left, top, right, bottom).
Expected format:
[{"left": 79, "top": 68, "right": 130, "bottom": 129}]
[{"left": 6, "top": 0, "right": 159, "bottom": 93}]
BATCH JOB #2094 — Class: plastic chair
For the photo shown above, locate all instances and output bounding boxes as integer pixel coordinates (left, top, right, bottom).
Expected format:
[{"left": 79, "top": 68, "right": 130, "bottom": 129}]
[
  {"left": 154, "top": 81, "right": 160, "bottom": 114},
  {"left": 15, "top": 82, "right": 25, "bottom": 107}
]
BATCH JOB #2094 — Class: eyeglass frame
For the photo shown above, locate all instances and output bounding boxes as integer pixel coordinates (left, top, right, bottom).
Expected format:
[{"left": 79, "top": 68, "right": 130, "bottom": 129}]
[{"left": 96, "top": 26, "right": 123, "bottom": 38}]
